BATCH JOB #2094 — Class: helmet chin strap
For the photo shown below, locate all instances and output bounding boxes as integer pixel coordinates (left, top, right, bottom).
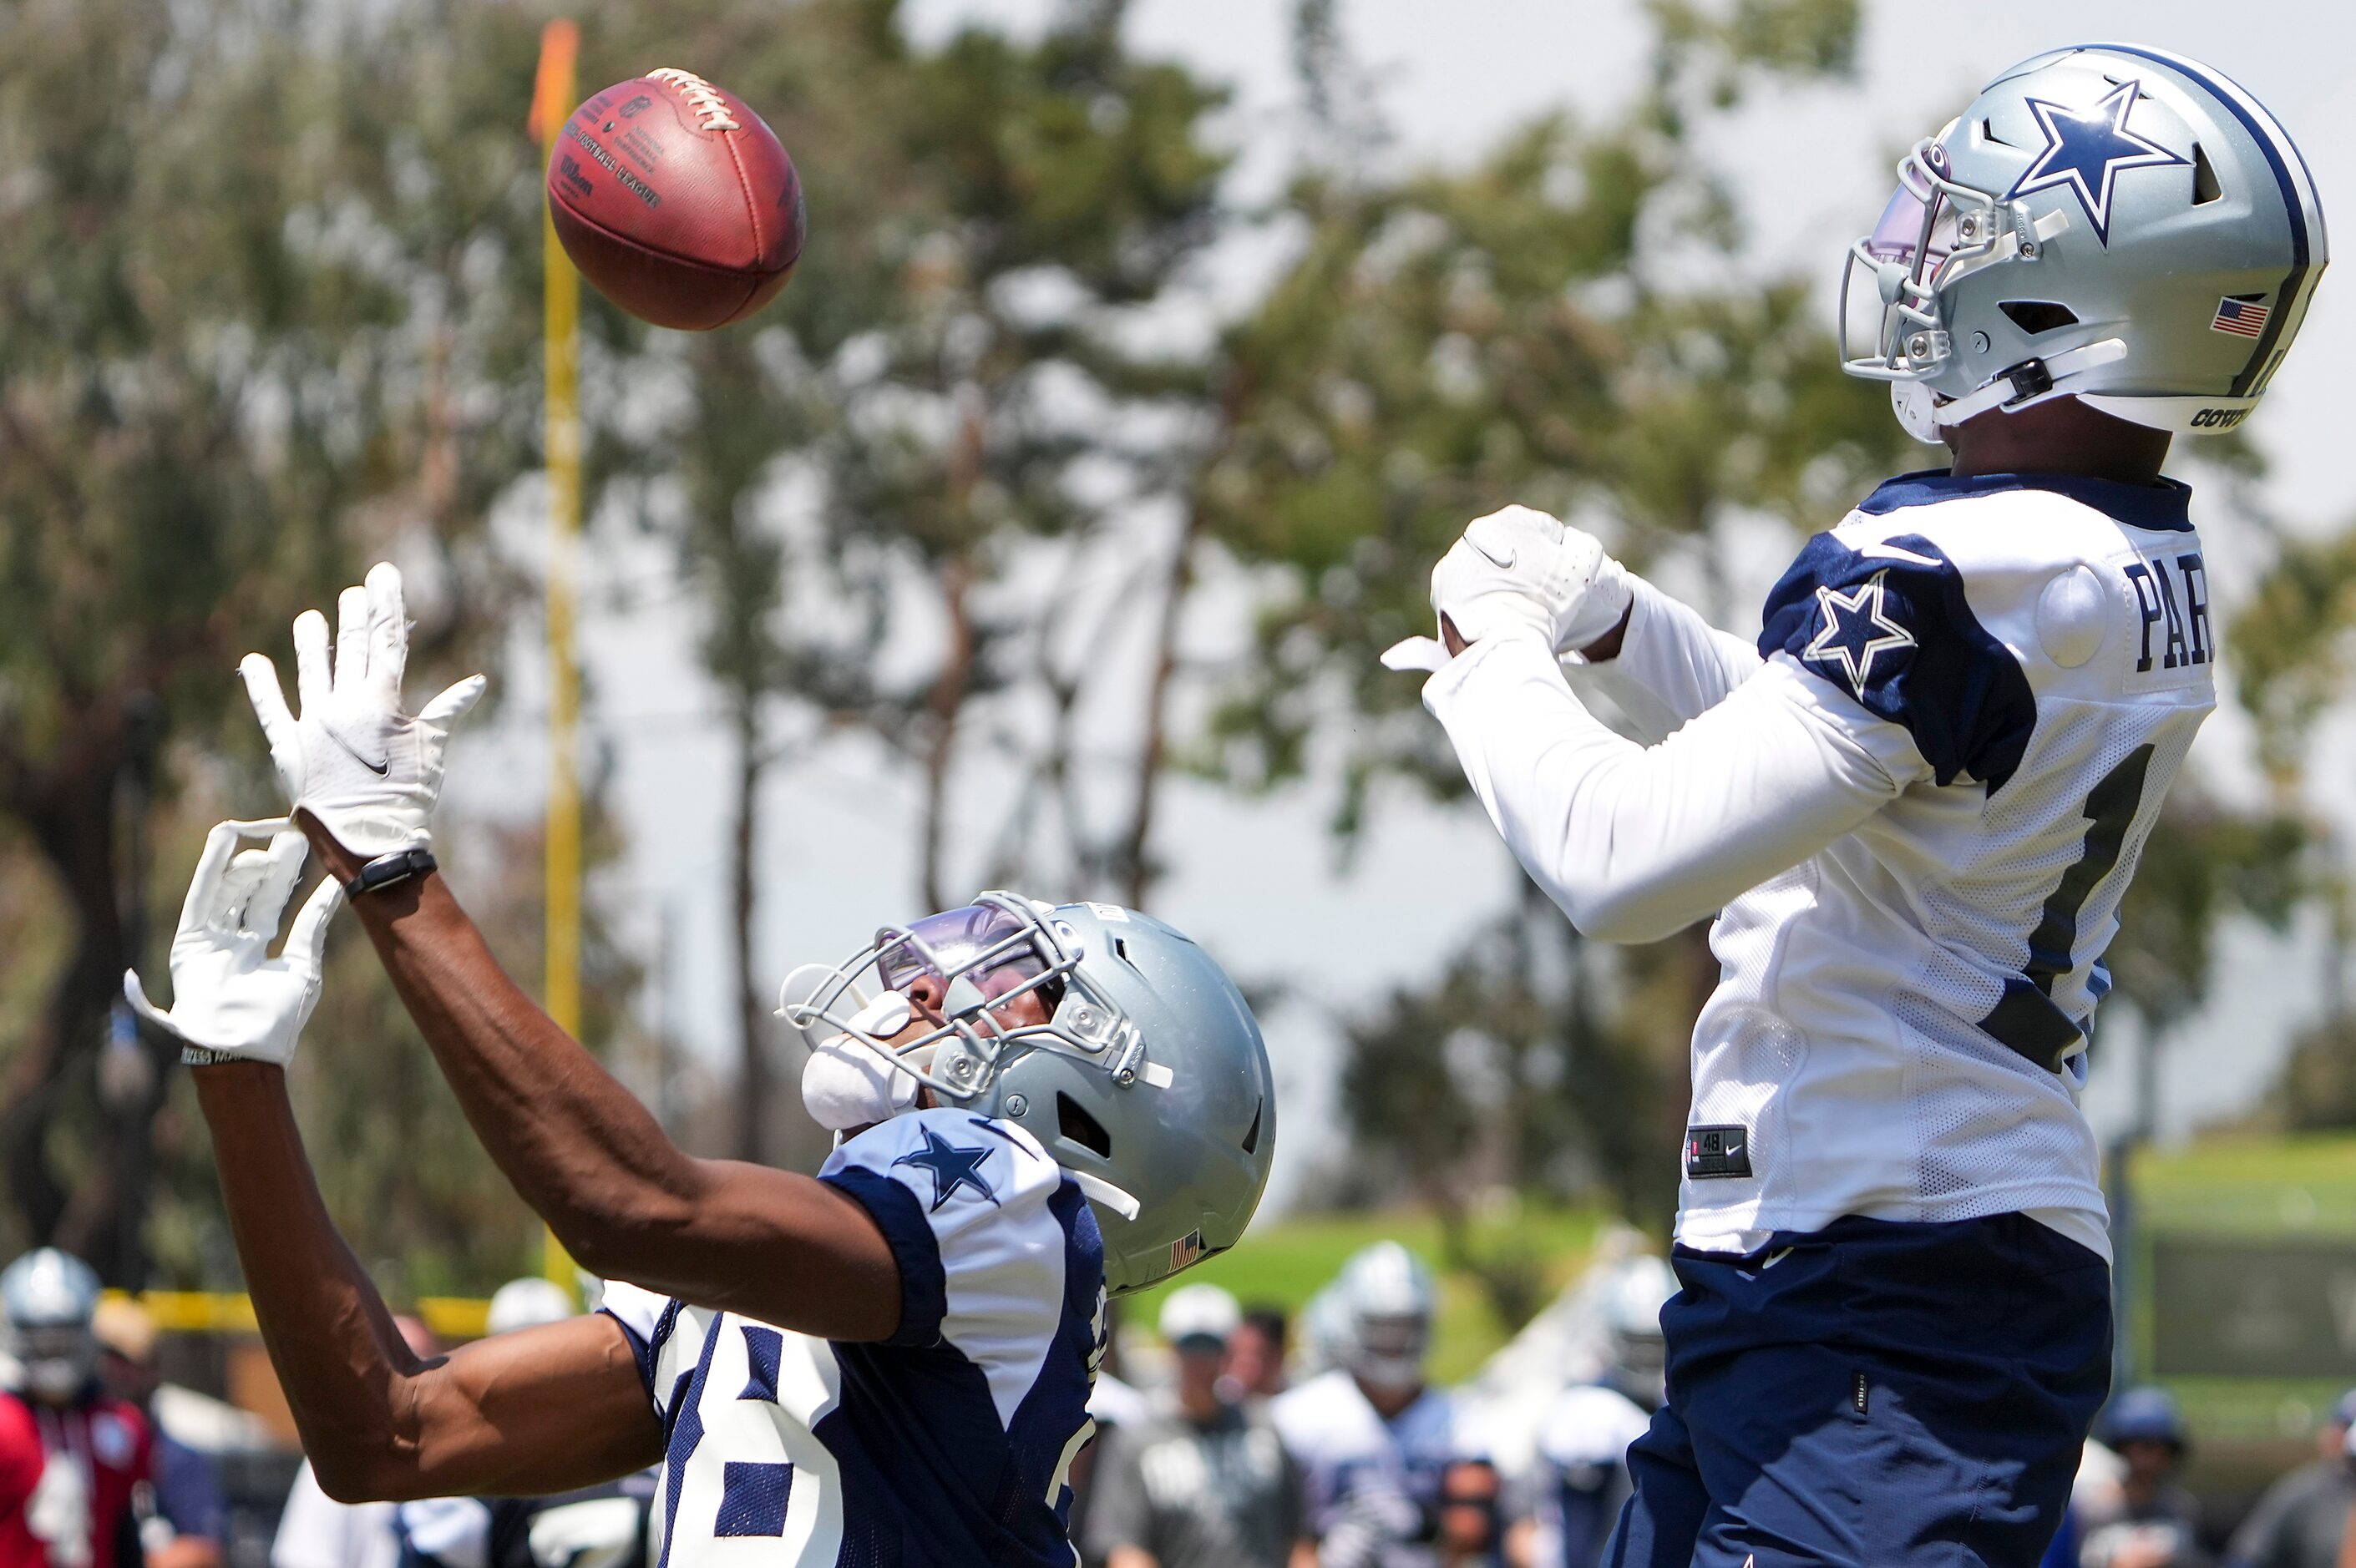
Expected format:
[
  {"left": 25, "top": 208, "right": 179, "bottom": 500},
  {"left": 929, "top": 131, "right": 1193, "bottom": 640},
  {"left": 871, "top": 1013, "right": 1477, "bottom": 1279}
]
[{"left": 1903, "top": 338, "right": 2131, "bottom": 442}]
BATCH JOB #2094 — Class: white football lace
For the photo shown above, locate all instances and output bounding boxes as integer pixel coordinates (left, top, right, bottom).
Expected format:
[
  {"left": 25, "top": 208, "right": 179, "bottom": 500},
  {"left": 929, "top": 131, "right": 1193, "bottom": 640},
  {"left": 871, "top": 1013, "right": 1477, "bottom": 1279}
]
[{"left": 646, "top": 68, "right": 740, "bottom": 133}]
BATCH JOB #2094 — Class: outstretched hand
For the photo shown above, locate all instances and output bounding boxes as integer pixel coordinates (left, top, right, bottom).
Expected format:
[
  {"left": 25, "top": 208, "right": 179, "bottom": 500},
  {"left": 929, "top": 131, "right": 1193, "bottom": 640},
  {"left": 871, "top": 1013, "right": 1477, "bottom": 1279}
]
[
  {"left": 241, "top": 563, "right": 486, "bottom": 859},
  {"left": 124, "top": 820, "right": 342, "bottom": 1068}
]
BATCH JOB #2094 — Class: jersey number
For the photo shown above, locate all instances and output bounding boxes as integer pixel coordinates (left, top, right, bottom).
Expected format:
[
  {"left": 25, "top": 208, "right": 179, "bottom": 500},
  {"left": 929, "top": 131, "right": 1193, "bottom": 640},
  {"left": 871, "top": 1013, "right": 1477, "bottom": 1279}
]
[{"left": 1978, "top": 746, "right": 2155, "bottom": 1071}]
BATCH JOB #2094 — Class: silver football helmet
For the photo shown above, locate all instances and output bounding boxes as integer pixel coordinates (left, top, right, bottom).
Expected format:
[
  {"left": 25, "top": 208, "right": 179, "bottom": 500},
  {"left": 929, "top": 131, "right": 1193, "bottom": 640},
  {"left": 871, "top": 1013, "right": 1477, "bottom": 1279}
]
[
  {"left": 1330, "top": 1240, "right": 1436, "bottom": 1393},
  {"left": 782, "top": 894, "right": 1274, "bottom": 1295},
  {"left": 2, "top": 1247, "right": 101, "bottom": 1405},
  {"left": 1841, "top": 44, "right": 2326, "bottom": 441}
]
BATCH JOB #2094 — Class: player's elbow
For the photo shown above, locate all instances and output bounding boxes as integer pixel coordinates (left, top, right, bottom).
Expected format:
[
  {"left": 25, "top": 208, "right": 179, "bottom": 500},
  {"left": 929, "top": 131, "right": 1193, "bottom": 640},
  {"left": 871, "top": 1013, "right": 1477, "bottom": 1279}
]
[
  {"left": 1555, "top": 877, "right": 1703, "bottom": 945},
  {"left": 307, "top": 1440, "right": 410, "bottom": 1505}
]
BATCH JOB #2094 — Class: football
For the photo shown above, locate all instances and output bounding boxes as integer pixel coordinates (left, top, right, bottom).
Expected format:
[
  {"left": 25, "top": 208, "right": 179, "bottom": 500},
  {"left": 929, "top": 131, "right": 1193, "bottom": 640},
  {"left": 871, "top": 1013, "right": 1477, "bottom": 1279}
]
[{"left": 545, "top": 68, "right": 805, "bottom": 331}]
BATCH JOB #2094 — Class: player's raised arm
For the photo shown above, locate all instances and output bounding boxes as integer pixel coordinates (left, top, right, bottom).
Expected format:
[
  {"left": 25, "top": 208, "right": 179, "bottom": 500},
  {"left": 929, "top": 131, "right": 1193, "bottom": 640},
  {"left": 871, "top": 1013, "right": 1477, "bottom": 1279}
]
[
  {"left": 235, "top": 566, "right": 903, "bottom": 1343},
  {"left": 1381, "top": 505, "right": 1763, "bottom": 739},
  {"left": 124, "top": 823, "right": 661, "bottom": 1503},
  {"left": 1387, "top": 508, "right": 1928, "bottom": 943}
]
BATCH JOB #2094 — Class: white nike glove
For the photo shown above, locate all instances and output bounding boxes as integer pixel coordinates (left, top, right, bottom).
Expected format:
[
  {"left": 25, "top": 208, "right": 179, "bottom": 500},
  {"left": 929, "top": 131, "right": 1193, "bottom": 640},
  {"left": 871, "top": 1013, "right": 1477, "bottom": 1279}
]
[
  {"left": 240, "top": 562, "right": 486, "bottom": 857},
  {"left": 123, "top": 820, "right": 342, "bottom": 1068},
  {"left": 1383, "top": 505, "right": 1634, "bottom": 673}
]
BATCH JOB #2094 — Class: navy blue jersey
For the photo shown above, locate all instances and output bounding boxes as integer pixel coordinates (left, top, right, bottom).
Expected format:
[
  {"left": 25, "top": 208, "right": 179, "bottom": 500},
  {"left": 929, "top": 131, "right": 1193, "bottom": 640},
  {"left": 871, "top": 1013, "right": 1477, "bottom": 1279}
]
[{"left": 600, "top": 1110, "right": 1105, "bottom": 1567}]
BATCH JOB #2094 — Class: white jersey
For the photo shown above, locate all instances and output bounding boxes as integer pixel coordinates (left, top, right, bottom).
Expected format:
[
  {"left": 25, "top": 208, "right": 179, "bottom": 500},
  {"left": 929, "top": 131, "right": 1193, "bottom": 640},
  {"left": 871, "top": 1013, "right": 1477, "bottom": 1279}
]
[
  {"left": 1426, "top": 471, "right": 2216, "bottom": 1262},
  {"left": 1527, "top": 1385, "right": 1654, "bottom": 1568},
  {"left": 1270, "top": 1370, "right": 1475, "bottom": 1568},
  {"left": 599, "top": 1109, "right": 1103, "bottom": 1568}
]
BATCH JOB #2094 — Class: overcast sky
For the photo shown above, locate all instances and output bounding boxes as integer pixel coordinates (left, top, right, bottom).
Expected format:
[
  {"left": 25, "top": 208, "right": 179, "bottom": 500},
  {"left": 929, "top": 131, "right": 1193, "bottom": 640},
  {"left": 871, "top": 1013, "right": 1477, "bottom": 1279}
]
[{"left": 448, "top": 0, "right": 2356, "bottom": 1206}]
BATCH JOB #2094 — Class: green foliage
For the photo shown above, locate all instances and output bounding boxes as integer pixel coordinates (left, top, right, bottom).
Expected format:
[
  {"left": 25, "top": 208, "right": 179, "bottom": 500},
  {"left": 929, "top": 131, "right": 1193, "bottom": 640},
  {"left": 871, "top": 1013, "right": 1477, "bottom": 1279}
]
[
  {"left": 2232, "top": 530, "right": 2356, "bottom": 792},
  {"left": 0, "top": 0, "right": 552, "bottom": 1281}
]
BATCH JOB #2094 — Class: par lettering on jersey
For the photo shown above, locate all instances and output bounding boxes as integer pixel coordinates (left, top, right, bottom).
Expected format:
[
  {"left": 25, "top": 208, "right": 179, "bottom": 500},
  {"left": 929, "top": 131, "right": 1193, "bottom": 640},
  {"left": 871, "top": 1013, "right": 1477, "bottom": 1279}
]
[{"left": 2122, "top": 551, "right": 2211, "bottom": 674}]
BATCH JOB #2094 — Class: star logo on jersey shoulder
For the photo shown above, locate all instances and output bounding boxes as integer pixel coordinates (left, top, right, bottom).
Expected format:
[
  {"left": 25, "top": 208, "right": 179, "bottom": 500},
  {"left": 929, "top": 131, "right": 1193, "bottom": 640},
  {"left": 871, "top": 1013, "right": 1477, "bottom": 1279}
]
[
  {"left": 893, "top": 1124, "right": 998, "bottom": 1211},
  {"left": 1801, "top": 569, "right": 1915, "bottom": 694},
  {"left": 2004, "top": 79, "right": 2187, "bottom": 246}
]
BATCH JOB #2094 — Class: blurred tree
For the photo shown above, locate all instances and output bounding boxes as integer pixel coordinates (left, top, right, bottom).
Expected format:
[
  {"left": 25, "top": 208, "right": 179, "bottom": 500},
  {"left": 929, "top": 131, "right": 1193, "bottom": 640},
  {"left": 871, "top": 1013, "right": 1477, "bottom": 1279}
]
[
  {"left": 0, "top": 0, "right": 606, "bottom": 1285},
  {"left": 586, "top": 0, "right": 1232, "bottom": 1162}
]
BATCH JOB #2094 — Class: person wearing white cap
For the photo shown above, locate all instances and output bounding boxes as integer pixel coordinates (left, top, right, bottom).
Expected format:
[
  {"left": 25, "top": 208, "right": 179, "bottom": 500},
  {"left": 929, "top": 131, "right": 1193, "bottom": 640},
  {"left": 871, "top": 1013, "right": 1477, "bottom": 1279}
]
[{"left": 1084, "top": 1284, "right": 1305, "bottom": 1568}]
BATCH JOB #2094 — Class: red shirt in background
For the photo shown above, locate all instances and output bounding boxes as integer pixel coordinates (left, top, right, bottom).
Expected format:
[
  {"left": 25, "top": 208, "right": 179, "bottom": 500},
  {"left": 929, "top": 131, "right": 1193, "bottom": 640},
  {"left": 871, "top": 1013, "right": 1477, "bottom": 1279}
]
[{"left": 0, "top": 1389, "right": 154, "bottom": 1568}]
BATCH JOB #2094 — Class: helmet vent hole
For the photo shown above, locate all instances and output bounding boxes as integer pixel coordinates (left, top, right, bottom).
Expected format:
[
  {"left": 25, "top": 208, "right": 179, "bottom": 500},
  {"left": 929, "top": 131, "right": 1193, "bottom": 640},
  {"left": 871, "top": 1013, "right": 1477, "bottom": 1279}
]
[
  {"left": 1978, "top": 118, "right": 2015, "bottom": 149},
  {"left": 1998, "top": 301, "right": 2080, "bottom": 336},
  {"left": 1056, "top": 1092, "right": 1112, "bottom": 1159},
  {"left": 1241, "top": 1098, "right": 1263, "bottom": 1155},
  {"left": 2191, "top": 143, "right": 2223, "bottom": 205}
]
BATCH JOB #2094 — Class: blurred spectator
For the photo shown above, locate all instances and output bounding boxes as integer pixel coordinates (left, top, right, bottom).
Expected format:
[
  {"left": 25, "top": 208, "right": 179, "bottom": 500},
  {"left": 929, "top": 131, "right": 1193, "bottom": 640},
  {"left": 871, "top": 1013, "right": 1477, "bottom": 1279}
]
[
  {"left": 2040, "top": 1442, "right": 2129, "bottom": 1568},
  {"left": 1070, "top": 1298, "right": 1147, "bottom": 1568},
  {"left": 1505, "top": 1257, "right": 1675, "bottom": 1568},
  {"left": 1227, "top": 1307, "right": 1290, "bottom": 1402},
  {"left": 2227, "top": 1388, "right": 2356, "bottom": 1568},
  {"left": 92, "top": 1300, "right": 225, "bottom": 1568},
  {"left": 399, "top": 1281, "right": 653, "bottom": 1568},
  {"left": 2080, "top": 1388, "right": 2206, "bottom": 1568},
  {"left": 1084, "top": 1285, "right": 1304, "bottom": 1568},
  {"left": 1273, "top": 1243, "right": 1493, "bottom": 1567},
  {"left": 0, "top": 1247, "right": 155, "bottom": 1568},
  {"left": 272, "top": 1317, "right": 439, "bottom": 1568}
]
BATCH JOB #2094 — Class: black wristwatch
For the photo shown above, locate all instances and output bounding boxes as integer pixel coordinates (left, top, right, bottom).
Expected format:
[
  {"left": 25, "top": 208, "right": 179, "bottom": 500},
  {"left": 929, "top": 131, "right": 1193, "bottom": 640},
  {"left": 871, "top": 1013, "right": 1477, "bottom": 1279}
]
[{"left": 346, "top": 847, "right": 438, "bottom": 898}]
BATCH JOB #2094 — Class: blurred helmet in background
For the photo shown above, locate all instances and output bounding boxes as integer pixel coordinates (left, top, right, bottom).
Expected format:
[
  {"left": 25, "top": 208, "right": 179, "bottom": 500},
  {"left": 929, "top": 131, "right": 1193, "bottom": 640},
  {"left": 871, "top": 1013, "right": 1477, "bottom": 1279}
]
[
  {"left": 1595, "top": 1253, "right": 1677, "bottom": 1409},
  {"left": 486, "top": 1277, "right": 578, "bottom": 1336},
  {"left": 1333, "top": 1241, "right": 1437, "bottom": 1393},
  {"left": 1840, "top": 44, "right": 2327, "bottom": 443},
  {"left": 2, "top": 1248, "right": 102, "bottom": 1405}
]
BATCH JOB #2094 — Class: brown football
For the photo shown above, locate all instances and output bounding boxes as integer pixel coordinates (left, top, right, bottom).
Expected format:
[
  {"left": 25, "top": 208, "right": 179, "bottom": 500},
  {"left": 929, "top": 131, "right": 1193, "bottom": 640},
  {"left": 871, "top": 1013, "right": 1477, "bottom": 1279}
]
[{"left": 545, "top": 68, "right": 804, "bottom": 331}]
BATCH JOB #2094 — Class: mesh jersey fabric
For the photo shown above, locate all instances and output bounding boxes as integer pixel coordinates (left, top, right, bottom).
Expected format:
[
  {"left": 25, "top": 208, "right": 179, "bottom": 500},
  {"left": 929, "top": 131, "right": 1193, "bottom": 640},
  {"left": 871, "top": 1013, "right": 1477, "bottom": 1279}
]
[{"left": 1682, "top": 473, "right": 2210, "bottom": 1257}]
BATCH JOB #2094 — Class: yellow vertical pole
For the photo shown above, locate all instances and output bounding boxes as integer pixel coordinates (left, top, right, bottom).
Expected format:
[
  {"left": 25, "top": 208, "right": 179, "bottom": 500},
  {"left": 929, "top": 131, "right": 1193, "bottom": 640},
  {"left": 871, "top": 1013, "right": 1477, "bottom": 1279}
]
[{"left": 531, "top": 19, "right": 582, "bottom": 1294}]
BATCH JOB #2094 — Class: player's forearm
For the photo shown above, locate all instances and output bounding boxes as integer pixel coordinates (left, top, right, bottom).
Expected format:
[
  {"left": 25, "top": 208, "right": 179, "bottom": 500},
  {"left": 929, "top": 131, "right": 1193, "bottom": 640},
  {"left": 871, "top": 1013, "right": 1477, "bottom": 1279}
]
[
  {"left": 1428, "top": 635, "right": 1900, "bottom": 941},
  {"left": 190, "top": 1064, "right": 428, "bottom": 1497},
  {"left": 302, "top": 823, "right": 709, "bottom": 1280},
  {"left": 1574, "top": 577, "right": 1763, "bottom": 740}
]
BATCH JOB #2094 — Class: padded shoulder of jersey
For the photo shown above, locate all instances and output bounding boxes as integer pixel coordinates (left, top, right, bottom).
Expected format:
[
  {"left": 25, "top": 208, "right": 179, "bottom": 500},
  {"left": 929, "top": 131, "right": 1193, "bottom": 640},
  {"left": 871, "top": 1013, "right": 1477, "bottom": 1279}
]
[
  {"left": 1759, "top": 527, "right": 2038, "bottom": 792},
  {"left": 820, "top": 1108, "right": 1084, "bottom": 1363}
]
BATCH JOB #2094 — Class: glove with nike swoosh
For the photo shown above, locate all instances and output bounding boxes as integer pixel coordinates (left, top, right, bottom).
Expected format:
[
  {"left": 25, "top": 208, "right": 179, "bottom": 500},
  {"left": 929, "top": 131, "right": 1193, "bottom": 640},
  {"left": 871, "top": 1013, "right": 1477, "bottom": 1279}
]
[
  {"left": 241, "top": 562, "right": 487, "bottom": 857},
  {"left": 1381, "top": 504, "right": 1634, "bottom": 673},
  {"left": 123, "top": 819, "right": 342, "bottom": 1068}
]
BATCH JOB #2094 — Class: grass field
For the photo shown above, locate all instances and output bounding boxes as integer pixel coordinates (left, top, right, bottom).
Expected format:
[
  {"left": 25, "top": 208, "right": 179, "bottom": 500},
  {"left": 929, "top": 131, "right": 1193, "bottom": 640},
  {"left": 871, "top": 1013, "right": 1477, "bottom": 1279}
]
[{"left": 1122, "top": 1204, "right": 1613, "bottom": 1384}]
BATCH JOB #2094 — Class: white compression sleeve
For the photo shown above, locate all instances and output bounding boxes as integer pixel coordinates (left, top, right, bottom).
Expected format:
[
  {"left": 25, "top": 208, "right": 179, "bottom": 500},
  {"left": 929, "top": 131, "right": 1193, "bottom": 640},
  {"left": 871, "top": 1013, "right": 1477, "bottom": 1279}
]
[
  {"left": 1571, "top": 576, "right": 1766, "bottom": 742},
  {"left": 1426, "top": 631, "right": 1927, "bottom": 943}
]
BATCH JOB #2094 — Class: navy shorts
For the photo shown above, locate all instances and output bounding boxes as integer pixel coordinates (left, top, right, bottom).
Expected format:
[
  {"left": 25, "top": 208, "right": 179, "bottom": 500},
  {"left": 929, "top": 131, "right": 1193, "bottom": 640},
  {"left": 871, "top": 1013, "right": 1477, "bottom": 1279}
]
[{"left": 1602, "top": 1212, "right": 2111, "bottom": 1568}]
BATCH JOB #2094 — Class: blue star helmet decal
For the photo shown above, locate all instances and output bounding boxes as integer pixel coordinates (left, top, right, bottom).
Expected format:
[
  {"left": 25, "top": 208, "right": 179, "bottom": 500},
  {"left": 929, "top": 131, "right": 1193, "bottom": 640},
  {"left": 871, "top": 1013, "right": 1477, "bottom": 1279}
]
[
  {"left": 1801, "top": 570, "right": 1916, "bottom": 694},
  {"left": 2004, "top": 79, "right": 2187, "bottom": 247},
  {"left": 892, "top": 1124, "right": 999, "bottom": 1212}
]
